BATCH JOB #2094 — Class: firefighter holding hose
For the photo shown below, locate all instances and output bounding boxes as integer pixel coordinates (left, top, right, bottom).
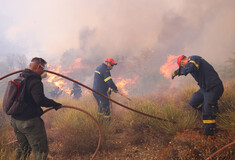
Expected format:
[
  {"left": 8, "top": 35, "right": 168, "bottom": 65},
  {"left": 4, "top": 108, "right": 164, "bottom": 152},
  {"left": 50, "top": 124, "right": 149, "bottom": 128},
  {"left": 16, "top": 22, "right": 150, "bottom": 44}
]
[
  {"left": 93, "top": 58, "right": 118, "bottom": 121},
  {"left": 9, "top": 57, "right": 62, "bottom": 160},
  {"left": 172, "top": 55, "right": 224, "bottom": 136}
]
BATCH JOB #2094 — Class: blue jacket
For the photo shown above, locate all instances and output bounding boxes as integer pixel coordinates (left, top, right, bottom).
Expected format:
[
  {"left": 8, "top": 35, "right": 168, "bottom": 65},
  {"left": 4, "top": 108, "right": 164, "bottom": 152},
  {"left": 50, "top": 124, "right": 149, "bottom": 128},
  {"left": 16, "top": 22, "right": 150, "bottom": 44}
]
[
  {"left": 93, "top": 63, "right": 117, "bottom": 94},
  {"left": 181, "top": 56, "right": 222, "bottom": 91}
]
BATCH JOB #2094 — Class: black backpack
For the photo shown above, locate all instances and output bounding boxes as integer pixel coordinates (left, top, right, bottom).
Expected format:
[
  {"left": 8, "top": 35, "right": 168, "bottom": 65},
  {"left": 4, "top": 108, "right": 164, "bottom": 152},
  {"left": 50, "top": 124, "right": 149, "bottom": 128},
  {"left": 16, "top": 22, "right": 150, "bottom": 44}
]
[{"left": 2, "top": 76, "right": 27, "bottom": 115}]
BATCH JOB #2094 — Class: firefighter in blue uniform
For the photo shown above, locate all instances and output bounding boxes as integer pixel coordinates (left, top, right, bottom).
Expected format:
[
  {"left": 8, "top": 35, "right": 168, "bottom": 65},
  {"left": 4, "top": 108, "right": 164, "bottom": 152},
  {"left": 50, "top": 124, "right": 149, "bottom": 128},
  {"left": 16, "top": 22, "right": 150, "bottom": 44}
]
[
  {"left": 93, "top": 58, "right": 118, "bottom": 121},
  {"left": 70, "top": 83, "right": 82, "bottom": 99},
  {"left": 172, "top": 55, "right": 224, "bottom": 136}
]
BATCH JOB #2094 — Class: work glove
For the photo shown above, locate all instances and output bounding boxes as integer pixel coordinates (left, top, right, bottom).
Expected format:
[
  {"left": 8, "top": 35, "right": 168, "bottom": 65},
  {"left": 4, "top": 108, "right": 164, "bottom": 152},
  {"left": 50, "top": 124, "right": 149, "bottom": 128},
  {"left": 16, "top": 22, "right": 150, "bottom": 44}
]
[
  {"left": 172, "top": 69, "right": 182, "bottom": 79},
  {"left": 53, "top": 102, "right": 62, "bottom": 111}
]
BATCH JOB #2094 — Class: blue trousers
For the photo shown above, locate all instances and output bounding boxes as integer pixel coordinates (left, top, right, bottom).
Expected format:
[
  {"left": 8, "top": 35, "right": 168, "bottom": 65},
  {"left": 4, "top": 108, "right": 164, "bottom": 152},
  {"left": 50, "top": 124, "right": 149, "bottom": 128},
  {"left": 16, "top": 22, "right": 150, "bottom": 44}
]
[
  {"left": 93, "top": 92, "right": 110, "bottom": 119},
  {"left": 189, "top": 84, "right": 224, "bottom": 135}
]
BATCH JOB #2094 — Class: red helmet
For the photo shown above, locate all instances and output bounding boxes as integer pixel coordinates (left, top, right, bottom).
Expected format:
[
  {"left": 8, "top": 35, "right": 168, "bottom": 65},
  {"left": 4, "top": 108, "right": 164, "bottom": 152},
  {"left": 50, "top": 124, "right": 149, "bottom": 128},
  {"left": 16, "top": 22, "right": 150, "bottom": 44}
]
[
  {"left": 105, "top": 58, "right": 117, "bottom": 65},
  {"left": 177, "top": 55, "right": 186, "bottom": 67}
]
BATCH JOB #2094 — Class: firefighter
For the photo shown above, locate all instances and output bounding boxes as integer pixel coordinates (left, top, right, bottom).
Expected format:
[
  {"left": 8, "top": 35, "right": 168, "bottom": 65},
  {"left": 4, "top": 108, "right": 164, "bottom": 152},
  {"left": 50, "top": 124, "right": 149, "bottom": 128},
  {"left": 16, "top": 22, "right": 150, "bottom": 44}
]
[
  {"left": 172, "top": 55, "right": 224, "bottom": 136},
  {"left": 49, "top": 87, "right": 63, "bottom": 98},
  {"left": 93, "top": 58, "right": 118, "bottom": 121},
  {"left": 10, "top": 57, "right": 62, "bottom": 160},
  {"left": 70, "top": 83, "right": 82, "bottom": 99}
]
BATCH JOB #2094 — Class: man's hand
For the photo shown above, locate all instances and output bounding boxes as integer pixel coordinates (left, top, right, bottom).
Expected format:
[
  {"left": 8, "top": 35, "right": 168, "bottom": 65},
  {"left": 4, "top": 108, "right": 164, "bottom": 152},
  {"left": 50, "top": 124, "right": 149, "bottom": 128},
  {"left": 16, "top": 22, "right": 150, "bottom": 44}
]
[
  {"left": 113, "top": 89, "right": 118, "bottom": 93},
  {"left": 53, "top": 103, "right": 62, "bottom": 111},
  {"left": 172, "top": 69, "right": 181, "bottom": 79}
]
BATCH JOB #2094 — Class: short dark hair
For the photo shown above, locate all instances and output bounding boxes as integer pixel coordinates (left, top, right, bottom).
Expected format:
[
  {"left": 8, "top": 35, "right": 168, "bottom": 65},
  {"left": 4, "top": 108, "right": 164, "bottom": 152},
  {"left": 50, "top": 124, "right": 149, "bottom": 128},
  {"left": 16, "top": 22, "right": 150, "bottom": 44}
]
[{"left": 31, "top": 57, "right": 47, "bottom": 64}]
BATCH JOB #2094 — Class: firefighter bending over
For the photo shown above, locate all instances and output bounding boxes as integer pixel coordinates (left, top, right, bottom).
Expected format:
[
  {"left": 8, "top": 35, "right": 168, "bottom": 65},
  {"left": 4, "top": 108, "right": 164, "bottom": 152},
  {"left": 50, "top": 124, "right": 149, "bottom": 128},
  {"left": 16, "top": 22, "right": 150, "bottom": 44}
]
[
  {"left": 172, "top": 55, "right": 224, "bottom": 136},
  {"left": 93, "top": 58, "right": 118, "bottom": 121}
]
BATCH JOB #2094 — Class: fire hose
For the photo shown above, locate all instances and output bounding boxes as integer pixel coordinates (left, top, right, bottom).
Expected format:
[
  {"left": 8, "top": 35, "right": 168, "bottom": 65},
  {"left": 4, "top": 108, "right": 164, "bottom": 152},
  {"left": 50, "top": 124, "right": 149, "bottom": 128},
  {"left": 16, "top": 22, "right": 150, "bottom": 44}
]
[
  {"left": 3, "top": 105, "right": 102, "bottom": 160},
  {"left": 1, "top": 70, "right": 234, "bottom": 159},
  {"left": 43, "top": 105, "right": 102, "bottom": 160},
  {"left": 0, "top": 70, "right": 176, "bottom": 123},
  {"left": 117, "top": 91, "right": 133, "bottom": 102},
  {"left": 205, "top": 141, "right": 235, "bottom": 160}
]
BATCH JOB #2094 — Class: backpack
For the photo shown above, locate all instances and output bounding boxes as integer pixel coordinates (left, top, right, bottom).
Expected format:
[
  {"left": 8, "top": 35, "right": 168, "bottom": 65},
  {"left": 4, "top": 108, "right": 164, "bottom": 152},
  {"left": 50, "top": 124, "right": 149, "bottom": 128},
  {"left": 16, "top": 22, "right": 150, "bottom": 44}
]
[{"left": 2, "top": 76, "right": 27, "bottom": 115}]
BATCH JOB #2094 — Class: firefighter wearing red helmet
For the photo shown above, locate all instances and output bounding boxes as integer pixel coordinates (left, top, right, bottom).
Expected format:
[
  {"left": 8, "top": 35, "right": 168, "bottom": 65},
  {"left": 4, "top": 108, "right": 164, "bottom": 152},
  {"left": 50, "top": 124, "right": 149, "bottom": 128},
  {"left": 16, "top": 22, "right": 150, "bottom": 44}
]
[
  {"left": 93, "top": 58, "right": 118, "bottom": 121},
  {"left": 172, "top": 55, "right": 224, "bottom": 136}
]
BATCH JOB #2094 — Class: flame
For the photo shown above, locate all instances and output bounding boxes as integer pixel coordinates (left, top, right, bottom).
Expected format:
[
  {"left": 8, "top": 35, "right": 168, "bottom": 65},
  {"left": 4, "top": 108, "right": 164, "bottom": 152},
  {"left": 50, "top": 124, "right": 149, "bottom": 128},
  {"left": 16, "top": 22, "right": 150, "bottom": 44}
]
[
  {"left": 68, "top": 57, "right": 85, "bottom": 69},
  {"left": 160, "top": 55, "right": 178, "bottom": 79},
  {"left": 75, "top": 57, "right": 82, "bottom": 63},
  {"left": 46, "top": 65, "right": 71, "bottom": 94},
  {"left": 116, "top": 76, "right": 139, "bottom": 95},
  {"left": 45, "top": 57, "right": 87, "bottom": 96}
]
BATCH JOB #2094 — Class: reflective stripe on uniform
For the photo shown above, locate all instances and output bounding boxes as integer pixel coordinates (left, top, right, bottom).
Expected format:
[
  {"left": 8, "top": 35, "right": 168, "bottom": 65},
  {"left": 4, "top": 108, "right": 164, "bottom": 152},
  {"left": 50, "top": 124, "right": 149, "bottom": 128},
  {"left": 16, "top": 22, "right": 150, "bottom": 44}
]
[
  {"left": 197, "top": 104, "right": 202, "bottom": 109},
  {"left": 95, "top": 71, "right": 101, "bottom": 74},
  {"left": 98, "top": 112, "right": 104, "bottom": 115},
  {"left": 203, "top": 120, "right": 216, "bottom": 124},
  {"left": 103, "top": 115, "right": 111, "bottom": 119},
  {"left": 104, "top": 76, "right": 112, "bottom": 82},
  {"left": 189, "top": 60, "right": 199, "bottom": 69}
]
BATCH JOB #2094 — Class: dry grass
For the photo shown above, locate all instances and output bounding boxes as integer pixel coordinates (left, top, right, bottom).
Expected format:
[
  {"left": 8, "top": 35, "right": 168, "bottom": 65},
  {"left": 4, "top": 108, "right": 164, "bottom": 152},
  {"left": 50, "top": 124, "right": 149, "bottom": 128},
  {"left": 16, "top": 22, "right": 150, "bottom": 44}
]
[
  {"left": 159, "top": 130, "right": 234, "bottom": 160},
  {"left": 0, "top": 81, "right": 234, "bottom": 159}
]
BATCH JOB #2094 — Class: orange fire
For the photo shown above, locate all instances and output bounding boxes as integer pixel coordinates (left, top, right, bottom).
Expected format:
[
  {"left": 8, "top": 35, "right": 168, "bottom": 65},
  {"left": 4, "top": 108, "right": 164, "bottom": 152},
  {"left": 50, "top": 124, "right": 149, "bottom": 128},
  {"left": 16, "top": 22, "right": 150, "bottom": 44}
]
[
  {"left": 46, "top": 65, "right": 71, "bottom": 94},
  {"left": 45, "top": 57, "right": 87, "bottom": 96},
  {"left": 68, "top": 57, "right": 85, "bottom": 69},
  {"left": 160, "top": 55, "right": 178, "bottom": 79},
  {"left": 116, "top": 76, "right": 139, "bottom": 95}
]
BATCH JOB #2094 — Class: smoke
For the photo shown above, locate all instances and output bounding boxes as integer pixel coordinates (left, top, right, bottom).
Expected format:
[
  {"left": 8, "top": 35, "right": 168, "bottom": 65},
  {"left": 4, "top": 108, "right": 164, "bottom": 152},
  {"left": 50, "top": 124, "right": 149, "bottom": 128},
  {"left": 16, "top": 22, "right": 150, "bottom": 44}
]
[{"left": 0, "top": 0, "right": 235, "bottom": 95}]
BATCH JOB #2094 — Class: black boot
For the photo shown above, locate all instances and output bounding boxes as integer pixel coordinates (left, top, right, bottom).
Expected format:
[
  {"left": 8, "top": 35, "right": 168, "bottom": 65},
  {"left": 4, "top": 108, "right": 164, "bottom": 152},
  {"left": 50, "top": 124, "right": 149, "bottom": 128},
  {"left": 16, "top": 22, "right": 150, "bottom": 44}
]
[{"left": 205, "top": 123, "right": 216, "bottom": 136}]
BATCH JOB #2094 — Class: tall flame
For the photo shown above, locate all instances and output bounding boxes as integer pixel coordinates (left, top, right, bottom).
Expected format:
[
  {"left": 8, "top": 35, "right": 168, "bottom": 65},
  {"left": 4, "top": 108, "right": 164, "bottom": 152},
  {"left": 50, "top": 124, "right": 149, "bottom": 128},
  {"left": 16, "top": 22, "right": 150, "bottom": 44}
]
[
  {"left": 46, "top": 65, "right": 71, "bottom": 94},
  {"left": 160, "top": 55, "right": 178, "bottom": 79},
  {"left": 45, "top": 57, "right": 87, "bottom": 96},
  {"left": 116, "top": 76, "right": 139, "bottom": 95}
]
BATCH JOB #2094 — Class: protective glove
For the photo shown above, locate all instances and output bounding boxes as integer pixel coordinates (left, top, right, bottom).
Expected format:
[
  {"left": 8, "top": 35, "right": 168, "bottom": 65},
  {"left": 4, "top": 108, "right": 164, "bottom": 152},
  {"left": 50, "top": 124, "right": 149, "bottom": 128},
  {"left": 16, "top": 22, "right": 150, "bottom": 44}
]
[
  {"left": 172, "top": 69, "right": 182, "bottom": 79},
  {"left": 113, "top": 89, "right": 118, "bottom": 93},
  {"left": 53, "top": 103, "right": 62, "bottom": 111}
]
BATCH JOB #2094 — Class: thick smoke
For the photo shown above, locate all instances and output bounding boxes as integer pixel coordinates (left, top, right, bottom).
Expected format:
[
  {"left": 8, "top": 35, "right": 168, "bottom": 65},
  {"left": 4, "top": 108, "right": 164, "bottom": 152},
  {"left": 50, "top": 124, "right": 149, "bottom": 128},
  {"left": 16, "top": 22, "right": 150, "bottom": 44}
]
[{"left": 0, "top": 0, "right": 235, "bottom": 95}]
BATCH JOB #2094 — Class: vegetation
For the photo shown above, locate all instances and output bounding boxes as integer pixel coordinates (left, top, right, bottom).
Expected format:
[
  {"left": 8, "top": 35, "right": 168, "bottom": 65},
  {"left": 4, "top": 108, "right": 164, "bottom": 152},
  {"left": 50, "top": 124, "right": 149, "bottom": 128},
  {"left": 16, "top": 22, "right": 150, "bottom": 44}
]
[{"left": 0, "top": 81, "right": 234, "bottom": 159}]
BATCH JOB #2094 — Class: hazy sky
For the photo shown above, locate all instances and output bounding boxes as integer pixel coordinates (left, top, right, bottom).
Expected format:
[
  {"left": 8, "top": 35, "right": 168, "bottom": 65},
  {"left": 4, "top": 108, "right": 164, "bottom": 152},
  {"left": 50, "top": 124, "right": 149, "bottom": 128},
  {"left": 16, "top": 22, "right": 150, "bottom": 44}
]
[{"left": 0, "top": 0, "right": 235, "bottom": 64}]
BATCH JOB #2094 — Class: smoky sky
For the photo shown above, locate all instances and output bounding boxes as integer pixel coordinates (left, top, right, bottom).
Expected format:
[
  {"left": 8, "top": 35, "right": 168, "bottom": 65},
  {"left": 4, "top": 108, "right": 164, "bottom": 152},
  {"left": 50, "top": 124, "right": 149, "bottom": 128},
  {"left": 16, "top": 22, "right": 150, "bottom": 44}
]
[{"left": 0, "top": 0, "right": 235, "bottom": 95}]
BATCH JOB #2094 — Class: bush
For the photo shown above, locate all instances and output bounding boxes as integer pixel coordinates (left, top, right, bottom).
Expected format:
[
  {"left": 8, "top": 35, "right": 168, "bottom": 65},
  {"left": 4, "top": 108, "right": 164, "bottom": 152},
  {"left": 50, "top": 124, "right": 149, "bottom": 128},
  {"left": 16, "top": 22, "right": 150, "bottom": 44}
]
[
  {"left": 125, "top": 97, "right": 200, "bottom": 136},
  {"left": 46, "top": 98, "right": 116, "bottom": 158}
]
